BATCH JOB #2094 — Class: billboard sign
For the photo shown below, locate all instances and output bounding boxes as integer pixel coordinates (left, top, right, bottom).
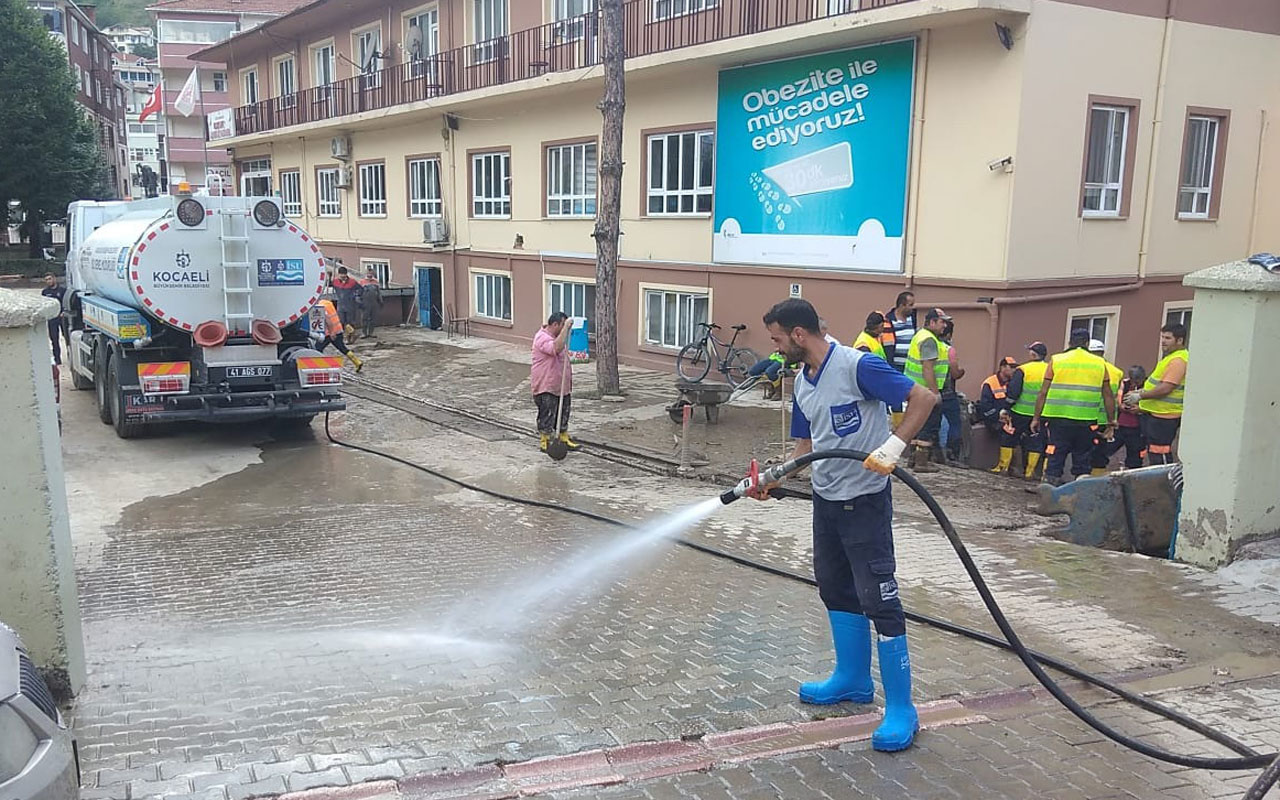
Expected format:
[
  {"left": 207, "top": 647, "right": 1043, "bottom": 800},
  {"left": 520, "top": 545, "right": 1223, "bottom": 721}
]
[{"left": 713, "top": 39, "right": 916, "bottom": 272}]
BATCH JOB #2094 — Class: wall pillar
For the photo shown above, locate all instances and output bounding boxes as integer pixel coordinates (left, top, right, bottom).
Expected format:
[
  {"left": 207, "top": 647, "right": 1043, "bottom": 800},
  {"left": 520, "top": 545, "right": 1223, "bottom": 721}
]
[
  {"left": 1175, "top": 261, "right": 1280, "bottom": 568},
  {"left": 0, "top": 288, "right": 85, "bottom": 697}
]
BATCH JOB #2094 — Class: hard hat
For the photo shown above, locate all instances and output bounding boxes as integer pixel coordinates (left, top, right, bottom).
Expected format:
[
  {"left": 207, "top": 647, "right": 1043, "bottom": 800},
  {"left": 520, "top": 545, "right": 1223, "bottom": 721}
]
[{"left": 1088, "top": 338, "right": 1106, "bottom": 353}]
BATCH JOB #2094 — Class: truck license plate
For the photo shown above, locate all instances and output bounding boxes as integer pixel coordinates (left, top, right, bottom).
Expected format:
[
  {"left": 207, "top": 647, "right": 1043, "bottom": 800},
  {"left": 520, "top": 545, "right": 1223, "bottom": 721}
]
[{"left": 226, "top": 366, "right": 274, "bottom": 378}]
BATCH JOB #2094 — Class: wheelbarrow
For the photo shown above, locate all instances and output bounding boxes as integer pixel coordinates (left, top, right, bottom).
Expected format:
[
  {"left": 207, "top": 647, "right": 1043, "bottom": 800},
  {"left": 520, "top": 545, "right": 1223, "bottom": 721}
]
[{"left": 668, "top": 380, "right": 735, "bottom": 424}]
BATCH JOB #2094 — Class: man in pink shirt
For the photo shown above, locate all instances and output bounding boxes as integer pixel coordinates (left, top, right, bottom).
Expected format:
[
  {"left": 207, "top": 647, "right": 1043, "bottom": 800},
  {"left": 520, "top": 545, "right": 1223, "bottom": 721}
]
[{"left": 532, "top": 311, "right": 579, "bottom": 453}]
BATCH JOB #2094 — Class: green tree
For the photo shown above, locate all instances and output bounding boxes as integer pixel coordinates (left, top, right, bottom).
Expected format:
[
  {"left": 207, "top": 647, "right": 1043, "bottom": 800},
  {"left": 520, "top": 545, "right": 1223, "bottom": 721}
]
[
  {"left": 0, "top": 0, "right": 114, "bottom": 256},
  {"left": 132, "top": 41, "right": 156, "bottom": 60}
]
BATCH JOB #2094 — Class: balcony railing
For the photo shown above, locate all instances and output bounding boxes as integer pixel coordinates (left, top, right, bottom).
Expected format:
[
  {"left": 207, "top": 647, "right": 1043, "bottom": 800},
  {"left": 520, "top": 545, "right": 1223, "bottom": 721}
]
[{"left": 229, "top": 0, "right": 918, "bottom": 138}]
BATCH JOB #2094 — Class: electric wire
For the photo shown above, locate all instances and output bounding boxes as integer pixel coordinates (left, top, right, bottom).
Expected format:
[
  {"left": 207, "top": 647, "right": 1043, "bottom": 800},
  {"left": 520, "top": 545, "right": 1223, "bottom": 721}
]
[{"left": 322, "top": 415, "right": 1275, "bottom": 775}]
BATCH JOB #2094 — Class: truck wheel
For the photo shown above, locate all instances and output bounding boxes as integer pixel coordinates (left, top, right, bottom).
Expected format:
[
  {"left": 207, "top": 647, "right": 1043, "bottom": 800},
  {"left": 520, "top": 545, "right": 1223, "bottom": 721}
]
[
  {"left": 107, "top": 357, "right": 142, "bottom": 439},
  {"left": 95, "top": 348, "right": 113, "bottom": 425}
]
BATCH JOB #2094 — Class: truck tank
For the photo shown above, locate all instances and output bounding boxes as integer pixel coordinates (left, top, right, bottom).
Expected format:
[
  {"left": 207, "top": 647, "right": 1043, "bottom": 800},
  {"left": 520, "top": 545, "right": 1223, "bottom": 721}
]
[{"left": 70, "top": 195, "right": 327, "bottom": 335}]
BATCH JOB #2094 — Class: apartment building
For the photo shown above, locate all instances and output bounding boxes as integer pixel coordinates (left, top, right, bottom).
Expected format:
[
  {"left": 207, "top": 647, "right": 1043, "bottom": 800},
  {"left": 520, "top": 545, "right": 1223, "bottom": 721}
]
[
  {"left": 148, "top": 0, "right": 302, "bottom": 194},
  {"left": 197, "top": 0, "right": 1280, "bottom": 391},
  {"left": 29, "top": 0, "right": 130, "bottom": 199},
  {"left": 113, "top": 52, "right": 165, "bottom": 195},
  {"left": 103, "top": 24, "right": 156, "bottom": 54}
]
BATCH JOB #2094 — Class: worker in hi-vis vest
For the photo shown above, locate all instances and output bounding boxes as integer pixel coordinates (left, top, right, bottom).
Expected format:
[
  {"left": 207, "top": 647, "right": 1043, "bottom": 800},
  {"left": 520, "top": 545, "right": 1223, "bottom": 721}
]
[
  {"left": 317, "top": 297, "right": 364, "bottom": 372},
  {"left": 1126, "top": 323, "right": 1189, "bottom": 466},
  {"left": 1087, "top": 338, "right": 1124, "bottom": 476},
  {"left": 1031, "top": 329, "right": 1116, "bottom": 485},
  {"left": 853, "top": 312, "right": 888, "bottom": 360},
  {"left": 978, "top": 356, "right": 1019, "bottom": 475},
  {"left": 902, "top": 307, "right": 951, "bottom": 473},
  {"left": 1005, "top": 342, "right": 1049, "bottom": 481}
]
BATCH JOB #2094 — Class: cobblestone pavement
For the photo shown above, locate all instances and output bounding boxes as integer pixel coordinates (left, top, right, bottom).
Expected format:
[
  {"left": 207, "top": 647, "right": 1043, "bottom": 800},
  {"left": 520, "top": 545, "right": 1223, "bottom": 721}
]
[{"left": 58, "top": 330, "right": 1280, "bottom": 800}]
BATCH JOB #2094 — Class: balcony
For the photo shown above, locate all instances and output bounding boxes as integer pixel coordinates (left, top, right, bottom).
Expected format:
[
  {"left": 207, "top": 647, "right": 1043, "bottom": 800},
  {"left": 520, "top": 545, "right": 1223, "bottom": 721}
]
[
  {"left": 229, "top": 0, "right": 918, "bottom": 138},
  {"left": 167, "top": 136, "right": 231, "bottom": 163},
  {"left": 164, "top": 89, "right": 230, "bottom": 114}
]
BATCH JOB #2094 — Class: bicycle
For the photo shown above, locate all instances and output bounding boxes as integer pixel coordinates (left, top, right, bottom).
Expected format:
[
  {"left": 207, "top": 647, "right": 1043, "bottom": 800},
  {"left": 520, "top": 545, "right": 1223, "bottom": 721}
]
[{"left": 676, "top": 322, "right": 760, "bottom": 386}]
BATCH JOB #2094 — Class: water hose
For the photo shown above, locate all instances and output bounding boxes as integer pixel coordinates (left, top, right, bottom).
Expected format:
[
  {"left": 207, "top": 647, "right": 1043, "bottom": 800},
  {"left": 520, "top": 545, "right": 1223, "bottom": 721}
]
[{"left": 321, "top": 416, "right": 1276, "bottom": 778}]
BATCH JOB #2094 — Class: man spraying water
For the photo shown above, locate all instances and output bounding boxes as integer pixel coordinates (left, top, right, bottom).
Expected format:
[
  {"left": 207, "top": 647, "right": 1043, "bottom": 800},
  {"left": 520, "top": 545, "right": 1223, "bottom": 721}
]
[{"left": 755, "top": 298, "right": 937, "bottom": 751}]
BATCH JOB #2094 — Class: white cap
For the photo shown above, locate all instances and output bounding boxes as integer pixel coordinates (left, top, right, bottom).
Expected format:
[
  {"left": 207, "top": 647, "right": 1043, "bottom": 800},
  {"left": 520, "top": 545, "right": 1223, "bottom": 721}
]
[{"left": 1088, "top": 338, "right": 1106, "bottom": 353}]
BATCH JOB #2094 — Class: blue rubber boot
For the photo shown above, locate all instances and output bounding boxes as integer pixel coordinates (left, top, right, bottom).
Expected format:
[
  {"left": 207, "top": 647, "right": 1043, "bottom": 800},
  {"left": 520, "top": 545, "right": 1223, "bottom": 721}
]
[
  {"left": 798, "top": 611, "right": 874, "bottom": 705},
  {"left": 872, "top": 635, "right": 919, "bottom": 752}
]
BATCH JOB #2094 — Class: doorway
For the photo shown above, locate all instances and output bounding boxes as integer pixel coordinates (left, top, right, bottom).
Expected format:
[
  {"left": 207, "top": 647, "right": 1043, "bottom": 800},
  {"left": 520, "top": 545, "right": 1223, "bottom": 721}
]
[{"left": 414, "top": 264, "right": 444, "bottom": 329}]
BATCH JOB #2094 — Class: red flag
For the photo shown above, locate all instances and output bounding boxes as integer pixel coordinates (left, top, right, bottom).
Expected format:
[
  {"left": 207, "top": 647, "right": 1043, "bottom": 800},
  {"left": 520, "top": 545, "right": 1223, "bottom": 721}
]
[{"left": 138, "top": 83, "right": 162, "bottom": 122}]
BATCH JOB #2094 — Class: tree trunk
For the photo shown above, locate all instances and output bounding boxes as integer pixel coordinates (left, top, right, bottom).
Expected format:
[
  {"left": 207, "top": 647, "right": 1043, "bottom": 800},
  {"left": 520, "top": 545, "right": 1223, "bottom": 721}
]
[
  {"left": 26, "top": 213, "right": 44, "bottom": 260},
  {"left": 593, "top": 0, "right": 625, "bottom": 397}
]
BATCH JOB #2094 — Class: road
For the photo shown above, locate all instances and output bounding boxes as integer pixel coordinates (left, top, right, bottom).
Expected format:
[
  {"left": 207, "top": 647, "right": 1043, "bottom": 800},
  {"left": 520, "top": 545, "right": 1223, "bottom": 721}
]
[{"left": 56, "top": 338, "right": 1280, "bottom": 800}]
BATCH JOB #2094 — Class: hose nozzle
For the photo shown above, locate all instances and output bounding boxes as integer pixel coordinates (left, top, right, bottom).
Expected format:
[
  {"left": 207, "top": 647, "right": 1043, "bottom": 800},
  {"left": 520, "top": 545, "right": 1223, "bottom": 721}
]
[{"left": 720, "top": 458, "right": 800, "bottom": 504}]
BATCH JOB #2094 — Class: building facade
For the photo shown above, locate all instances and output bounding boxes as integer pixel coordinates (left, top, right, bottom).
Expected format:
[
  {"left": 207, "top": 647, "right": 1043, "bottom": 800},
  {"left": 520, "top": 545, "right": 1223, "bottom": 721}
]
[
  {"left": 29, "top": 0, "right": 130, "bottom": 200},
  {"left": 199, "top": 0, "right": 1279, "bottom": 393},
  {"left": 103, "top": 24, "right": 156, "bottom": 54},
  {"left": 113, "top": 52, "right": 165, "bottom": 196},
  {"left": 148, "top": 0, "right": 302, "bottom": 194}
]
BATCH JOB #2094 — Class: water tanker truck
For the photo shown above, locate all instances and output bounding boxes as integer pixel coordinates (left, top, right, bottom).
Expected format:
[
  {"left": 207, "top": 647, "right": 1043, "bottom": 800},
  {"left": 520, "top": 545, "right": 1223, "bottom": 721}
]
[{"left": 63, "top": 191, "right": 346, "bottom": 438}]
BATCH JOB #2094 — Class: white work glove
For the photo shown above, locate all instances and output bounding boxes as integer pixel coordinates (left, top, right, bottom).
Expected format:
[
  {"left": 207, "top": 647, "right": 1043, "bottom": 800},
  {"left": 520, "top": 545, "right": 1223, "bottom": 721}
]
[
  {"left": 864, "top": 435, "right": 907, "bottom": 475},
  {"left": 1123, "top": 390, "right": 1142, "bottom": 408}
]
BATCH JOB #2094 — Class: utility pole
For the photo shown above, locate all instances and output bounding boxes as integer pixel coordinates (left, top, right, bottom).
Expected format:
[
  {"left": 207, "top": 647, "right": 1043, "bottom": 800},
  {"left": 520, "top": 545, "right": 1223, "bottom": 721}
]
[{"left": 592, "top": 0, "right": 624, "bottom": 396}]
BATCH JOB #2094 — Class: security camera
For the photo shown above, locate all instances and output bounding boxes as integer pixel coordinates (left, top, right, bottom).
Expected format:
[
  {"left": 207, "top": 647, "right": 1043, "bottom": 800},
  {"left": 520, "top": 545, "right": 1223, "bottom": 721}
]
[{"left": 988, "top": 156, "right": 1014, "bottom": 172}]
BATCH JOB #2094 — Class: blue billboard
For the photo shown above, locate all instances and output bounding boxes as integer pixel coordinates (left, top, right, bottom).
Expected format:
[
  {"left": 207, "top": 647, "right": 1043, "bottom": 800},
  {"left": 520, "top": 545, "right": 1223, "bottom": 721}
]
[{"left": 713, "top": 39, "right": 916, "bottom": 272}]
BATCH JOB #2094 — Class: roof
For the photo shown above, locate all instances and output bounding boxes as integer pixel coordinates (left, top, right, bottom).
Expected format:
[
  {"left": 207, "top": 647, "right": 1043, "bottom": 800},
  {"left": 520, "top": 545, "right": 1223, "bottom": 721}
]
[{"left": 147, "top": 0, "right": 306, "bottom": 15}]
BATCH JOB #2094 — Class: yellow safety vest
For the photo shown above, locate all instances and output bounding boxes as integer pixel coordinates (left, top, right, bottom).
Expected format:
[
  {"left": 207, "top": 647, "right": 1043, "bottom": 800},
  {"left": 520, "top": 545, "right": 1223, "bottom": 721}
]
[
  {"left": 1097, "top": 362, "right": 1122, "bottom": 425},
  {"left": 853, "top": 331, "right": 886, "bottom": 360},
  {"left": 1042, "top": 348, "right": 1107, "bottom": 422},
  {"left": 903, "top": 329, "right": 949, "bottom": 390},
  {"left": 1010, "top": 360, "right": 1048, "bottom": 417},
  {"left": 1139, "top": 349, "right": 1189, "bottom": 418}
]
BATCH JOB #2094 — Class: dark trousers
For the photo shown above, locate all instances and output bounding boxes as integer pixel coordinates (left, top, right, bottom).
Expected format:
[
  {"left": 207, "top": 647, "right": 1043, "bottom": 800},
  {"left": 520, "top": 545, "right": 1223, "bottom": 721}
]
[
  {"left": 47, "top": 318, "right": 64, "bottom": 365},
  {"left": 1142, "top": 415, "right": 1181, "bottom": 465},
  {"left": 918, "top": 405, "right": 943, "bottom": 446},
  {"left": 940, "top": 395, "right": 962, "bottom": 456},
  {"left": 534, "top": 392, "right": 571, "bottom": 434},
  {"left": 361, "top": 308, "right": 377, "bottom": 338},
  {"left": 1046, "top": 419, "right": 1095, "bottom": 480},
  {"left": 320, "top": 334, "right": 350, "bottom": 356},
  {"left": 812, "top": 485, "right": 906, "bottom": 638},
  {"left": 747, "top": 358, "right": 782, "bottom": 382},
  {"left": 1010, "top": 412, "right": 1045, "bottom": 453},
  {"left": 1092, "top": 424, "right": 1145, "bottom": 470}
]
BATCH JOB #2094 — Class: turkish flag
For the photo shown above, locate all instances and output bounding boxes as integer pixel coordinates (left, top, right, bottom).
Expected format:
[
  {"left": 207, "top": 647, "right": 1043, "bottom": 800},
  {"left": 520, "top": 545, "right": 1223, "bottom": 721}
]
[{"left": 139, "top": 83, "right": 162, "bottom": 122}]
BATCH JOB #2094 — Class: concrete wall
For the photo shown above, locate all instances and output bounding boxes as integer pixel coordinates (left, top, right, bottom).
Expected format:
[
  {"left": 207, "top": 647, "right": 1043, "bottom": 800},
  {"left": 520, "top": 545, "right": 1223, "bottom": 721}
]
[
  {"left": 0, "top": 290, "right": 85, "bottom": 697},
  {"left": 1175, "top": 262, "right": 1280, "bottom": 567}
]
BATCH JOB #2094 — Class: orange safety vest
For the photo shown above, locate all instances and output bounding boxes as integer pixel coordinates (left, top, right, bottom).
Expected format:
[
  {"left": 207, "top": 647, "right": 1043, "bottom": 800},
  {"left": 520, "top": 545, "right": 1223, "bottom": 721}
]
[
  {"left": 319, "top": 299, "right": 342, "bottom": 337},
  {"left": 983, "top": 374, "right": 1015, "bottom": 433}
]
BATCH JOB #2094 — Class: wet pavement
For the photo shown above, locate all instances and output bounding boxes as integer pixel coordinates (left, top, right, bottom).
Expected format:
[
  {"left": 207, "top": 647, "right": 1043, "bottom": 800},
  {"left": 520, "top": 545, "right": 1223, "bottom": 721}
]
[{"left": 59, "top": 326, "right": 1280, "bottom": 799}]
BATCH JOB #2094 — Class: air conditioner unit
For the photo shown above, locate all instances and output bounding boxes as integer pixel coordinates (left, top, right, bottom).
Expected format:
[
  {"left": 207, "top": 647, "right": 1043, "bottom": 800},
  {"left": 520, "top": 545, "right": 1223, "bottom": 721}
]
[
  {"left": 330, "top": 136, "right": 351, "bottom": 160},
  {"left": 334, "top": 167, "right": 352, "bottom": 189},
  {"left": 423, "top": 217, "right": 448, "bottom": 243}
]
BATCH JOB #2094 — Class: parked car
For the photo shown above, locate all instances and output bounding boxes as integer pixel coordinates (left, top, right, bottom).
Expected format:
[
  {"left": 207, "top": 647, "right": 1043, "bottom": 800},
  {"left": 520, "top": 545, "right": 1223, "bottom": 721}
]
[{"left": 0, "top": 622, "right": 78, "bottom": 800}]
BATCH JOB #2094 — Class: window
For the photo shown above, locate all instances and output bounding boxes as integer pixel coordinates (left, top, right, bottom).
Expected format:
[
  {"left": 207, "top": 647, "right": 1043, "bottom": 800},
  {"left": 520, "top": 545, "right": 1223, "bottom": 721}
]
[
  {"left": 1066, "top": 305, "right": 1120, "bottom": 362},
  {"left": 212, "top": 71, "right": 227, "bottom": 92},
  {"left": 358, "top": 162, "right": 387, "bottom": 217},
  {"left": 317, "top": 167, "right": 341, "bottom": 217},
  {"left": 549, "top": 280, "right": 595, "bottom": 321},
  {"left": 275, "top": 56, "right": 296, "bottom": 106},
  {"left": 406, "top": 8, "right": 439, "bottom": 78},
  {"left": 1178, "top": 112, "right": 1228, "bottom": 220},
  {"left": 312, "top": 42, "right": 336, "bottom": 88},
  {"left": 355, "top": 26, "right": 382, "bottom": 88},
  {"left": 70, "top": 16, "right": 79, "bottom": 45},
  {"left": 279, "top": 170, "right": 301, "bottom": 217},
  {"left": 473, "top": 272, "right": 512, "bottom": 320},
  {"left": 240, "top": 158, "right": 272, "bottom": 196},
  {"left": 1081, "top": 100, "right": 1137, "bottom": 217},
  {"left": 471, "top": 151, "right": 511, "bottom": 218},
  {"left": 74, "top": 64, "right": 81, "bottom": 89},
  {"left": 553, "top": 0, "right": 594, "bottom": 41},
  {"left": 408, "top": 157, "right": 442, "bottom": 217},
  {"left": 362, "top": 260, "right": 391, "bottom": 288},
  {"left": 156, "top": 19, "right": 237, "bottom": 44},
  {"left": 646, "top": 129, "right": 714, "bottom": 215},
  {"left": 1163, "top": 305, "right": 1192, "bottom": 344},
  {"left": 472, "top": 0, "right": 508, "bottom": 62},
  {"left": 241, "top": 68, "right": 259, "bottom": 105},
  {"left": 546, "top": 141, "right": 597, "bottom": 217},
  {"left": 644, "top": 288, "right": 708, "bottom": 349},
  {"left": 654, "top": 0, "right": 718, "bottom": 21}
]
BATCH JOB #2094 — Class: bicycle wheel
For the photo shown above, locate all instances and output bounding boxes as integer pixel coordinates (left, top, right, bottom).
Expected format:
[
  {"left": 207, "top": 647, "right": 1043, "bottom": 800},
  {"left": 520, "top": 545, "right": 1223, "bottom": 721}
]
[
  {"left": 725, "top": 348, "right": 760, "bottom": 386},
  {"left": 677, "top": 343, "right": 711, "bottom": 382}
]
